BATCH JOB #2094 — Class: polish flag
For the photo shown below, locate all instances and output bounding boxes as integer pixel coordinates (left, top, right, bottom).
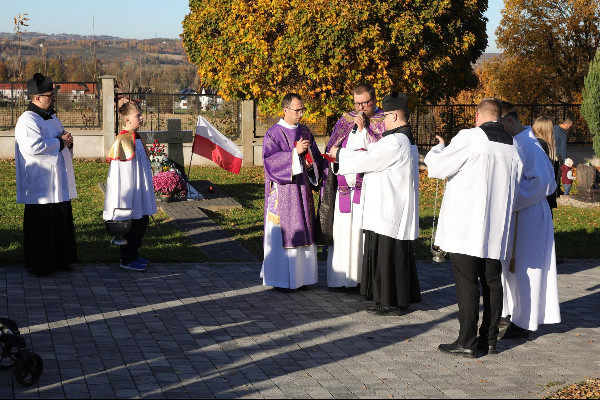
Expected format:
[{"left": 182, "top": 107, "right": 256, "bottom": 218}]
[{"left": 192, "top": 115, "right": 243, "bottom": 174}]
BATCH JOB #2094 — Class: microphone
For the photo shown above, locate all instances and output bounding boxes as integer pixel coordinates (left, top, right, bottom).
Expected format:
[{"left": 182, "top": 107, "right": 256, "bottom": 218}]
[{"left": 351, "top": 111, "right": 364, "bottom": 134}]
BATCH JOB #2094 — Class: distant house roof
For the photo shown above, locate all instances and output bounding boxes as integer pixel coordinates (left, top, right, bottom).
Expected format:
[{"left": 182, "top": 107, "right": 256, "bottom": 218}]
[
  {"left": 0, "top": 82, "right": 97, "bottom": 94},
  {"left": 57, "top": 83, "right": 98, "bottom": 94},
  {"left": 0, "top": 83, "right": 27, "bottom": 90},
  {"left": 178, "top": 88, "right": 197, "bottom": 99}
]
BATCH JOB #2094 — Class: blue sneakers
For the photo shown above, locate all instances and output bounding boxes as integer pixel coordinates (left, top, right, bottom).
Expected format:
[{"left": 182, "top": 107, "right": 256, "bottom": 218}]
[
  {"left": 136, "top": 257, "right": 150, "bottom": 265},
  {"left": 120, "top": 260, "right": 147, "bottom": 271}
]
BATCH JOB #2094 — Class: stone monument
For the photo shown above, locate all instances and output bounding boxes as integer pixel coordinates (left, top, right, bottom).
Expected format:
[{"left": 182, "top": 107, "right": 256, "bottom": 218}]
[{"left": 573, "top": 164, "right": 600, "bottom": 202}]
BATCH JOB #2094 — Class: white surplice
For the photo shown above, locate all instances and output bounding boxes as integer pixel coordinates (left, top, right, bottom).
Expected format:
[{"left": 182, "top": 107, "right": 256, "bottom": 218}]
[
  {"left": 502, "top": 128, "right": 561, "bottom": 331},
  {"left": 337, "top": 129, "right": 419, "bottom": 241},
  {"left": 103, "top": 139, "right": 157, "bottom": 221},
  {"left": 260, "top": 119, "right": 319, "bottom": 289},
  {"left": 15, "top": 111, "right": 77, "bottom": 204},
  {"left": 327, "top": 128, "right": 369, "bottom": 287},
  {"left": 424, "top": 125, "right": 523, "bottom": 260}
]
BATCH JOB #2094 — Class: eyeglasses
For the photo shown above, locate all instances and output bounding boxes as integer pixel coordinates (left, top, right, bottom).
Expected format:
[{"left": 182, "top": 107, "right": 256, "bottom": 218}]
[
  {"left": 354, "top": 98, "right": 373, "bottom": 108},
  {"left": 286, "top": 107, "right": 306, "bottom": 113},
  {"left": 383, "top": 112, "right": 395, "bottom": 118},
  {"left": 38, "top": 93, "right": 56, "bottom": 98}
]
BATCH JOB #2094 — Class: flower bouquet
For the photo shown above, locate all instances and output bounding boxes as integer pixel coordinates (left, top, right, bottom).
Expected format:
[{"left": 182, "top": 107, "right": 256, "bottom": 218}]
[
  {"left": 153, "top": 170, "right": 187, "bottom": 200},
  {"left": 149, "top": 139, "right": 173, "bottom": 175}
]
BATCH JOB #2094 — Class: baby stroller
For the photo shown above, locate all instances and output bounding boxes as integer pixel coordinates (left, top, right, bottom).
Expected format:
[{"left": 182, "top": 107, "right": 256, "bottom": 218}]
[{"left": 0, "top": 318, "right": 43, "bottom": 387}]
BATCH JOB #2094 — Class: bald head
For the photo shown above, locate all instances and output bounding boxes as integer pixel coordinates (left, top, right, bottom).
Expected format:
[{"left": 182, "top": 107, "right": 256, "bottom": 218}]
[{"left": 475, "top": 98, "right": 502, "bottom": 126}]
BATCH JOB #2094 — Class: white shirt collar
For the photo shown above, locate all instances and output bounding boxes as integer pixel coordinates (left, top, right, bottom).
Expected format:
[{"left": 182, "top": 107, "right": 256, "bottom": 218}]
[{"left": 277, "top": 118, "right": 298, "bottom": 129}]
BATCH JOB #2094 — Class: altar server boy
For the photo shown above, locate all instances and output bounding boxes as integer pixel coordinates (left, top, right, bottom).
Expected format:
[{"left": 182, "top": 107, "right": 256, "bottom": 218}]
[
  {"left": 328, "top": 91, "right": 422, "bottom": 314},
  {"left": 103, "top": 102, "right": 157, "bottom": 271}
]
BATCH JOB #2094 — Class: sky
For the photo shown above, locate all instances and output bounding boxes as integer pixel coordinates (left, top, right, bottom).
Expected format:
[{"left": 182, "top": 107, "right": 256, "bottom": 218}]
[{"left": 1, "top": 0, "right": 504, "bottom": 52}]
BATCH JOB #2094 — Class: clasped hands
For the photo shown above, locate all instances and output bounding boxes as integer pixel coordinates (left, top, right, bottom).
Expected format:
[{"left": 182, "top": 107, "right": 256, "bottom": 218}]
[{"left": 60, "top": 131, "right": 73, "bottom": 148}]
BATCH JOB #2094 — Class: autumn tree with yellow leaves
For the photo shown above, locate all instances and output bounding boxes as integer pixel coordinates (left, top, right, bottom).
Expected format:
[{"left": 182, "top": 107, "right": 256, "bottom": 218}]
[
  {"left": 182, "top": 0, "right": 487, "bottom": 118},
  {"left": 479, "top": 0, "right": 600, "bottom": 103}
]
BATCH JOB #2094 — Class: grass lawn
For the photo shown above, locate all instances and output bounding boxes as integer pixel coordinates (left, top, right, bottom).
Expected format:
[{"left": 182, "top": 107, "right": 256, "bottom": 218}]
[
  {"left": 188, "top": 165, "right": 600, "bottom": 261},
  {"left": 0, "top": 159, "right": 205, "bottom": 265},
  {"left": 1, "top": 160, "right": 599, "bottom": 265}
]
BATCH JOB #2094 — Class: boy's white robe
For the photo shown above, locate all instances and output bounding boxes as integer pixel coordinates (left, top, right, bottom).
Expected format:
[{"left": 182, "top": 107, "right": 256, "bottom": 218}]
[
  {"left": 103, "top": 138, "right": 157, "bottom": 221},
  {"left": 502, "top": 128, "right": 561, "bottom": 331},
  {"left": 424, "top": 125, "right": 523, "bottom": 260}
]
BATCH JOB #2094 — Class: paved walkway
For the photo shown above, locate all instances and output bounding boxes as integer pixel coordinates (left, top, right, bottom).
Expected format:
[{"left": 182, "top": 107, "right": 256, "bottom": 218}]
[{"left": 1, "top": 259, "right": 599, "bottom": 399}]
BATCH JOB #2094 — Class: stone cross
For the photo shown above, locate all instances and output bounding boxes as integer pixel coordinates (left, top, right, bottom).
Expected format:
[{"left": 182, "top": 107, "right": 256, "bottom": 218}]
[{"left": 140, "top": 119, "right": 193, "bottom": 177}]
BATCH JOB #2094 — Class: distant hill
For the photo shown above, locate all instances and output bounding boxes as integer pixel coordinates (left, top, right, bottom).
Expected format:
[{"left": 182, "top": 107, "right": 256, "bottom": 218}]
[
  {"left": 0, "top": 32, "right": 186, "bottom": 64},
  {"left": 475, "top": 52, "right": 502, "bottom": 65},
  {"left": 0, "top": 32, "right": 121, "bottom": 41}
]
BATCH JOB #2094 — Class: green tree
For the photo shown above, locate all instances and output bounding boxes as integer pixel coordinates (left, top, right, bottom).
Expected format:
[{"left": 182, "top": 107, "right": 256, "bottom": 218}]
[
  {"left": 494, "top": 0, "right": 600, "bottom": 103},
  {"left": 581, "top": 50, "right": 600, "bottom": 157},
  {"left": 182, "top": 0, "right": 488, "bottom": 118},
  {"left": 47, "top": 58, "right": 65, "bottom": 82}
]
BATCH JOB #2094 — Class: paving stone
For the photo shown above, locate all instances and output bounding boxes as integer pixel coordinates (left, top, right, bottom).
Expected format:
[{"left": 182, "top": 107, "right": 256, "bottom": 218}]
[{"left": 1, "top": 259, "right": 599, "bottom": 398}]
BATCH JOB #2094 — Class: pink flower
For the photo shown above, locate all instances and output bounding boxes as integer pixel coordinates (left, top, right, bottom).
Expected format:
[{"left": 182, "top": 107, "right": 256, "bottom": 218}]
[{"left": 152, "top": 171, "right": 187, "bottom": 197}]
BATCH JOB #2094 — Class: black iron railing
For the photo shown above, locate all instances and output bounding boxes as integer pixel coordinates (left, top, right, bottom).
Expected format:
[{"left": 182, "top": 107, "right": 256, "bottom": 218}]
[
  {"left": 0, "top": 81, "right": 101, "bottom": 130},
  {"left": 412, "top": 103, "right": 592, "bottom": 148},
  {"left": 116, "top": 92, "right": 241, "bottom": 141}
]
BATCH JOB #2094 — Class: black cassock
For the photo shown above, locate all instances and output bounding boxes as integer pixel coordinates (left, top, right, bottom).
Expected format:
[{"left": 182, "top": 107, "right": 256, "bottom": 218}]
[
  {"left": 23, "top": 201, "right": 78, "bottom": 274},
  {"left": 360, "top": 230, "right": 421, "bottom": 308}
]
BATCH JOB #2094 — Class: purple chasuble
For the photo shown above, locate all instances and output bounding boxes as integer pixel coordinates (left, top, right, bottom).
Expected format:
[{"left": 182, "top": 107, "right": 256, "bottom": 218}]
[
  {"left": 325, "top": 108, "right": 385, "bottom": 213},
  {"left": 263, "top": 123, "right": 324, "bottom": 248}
]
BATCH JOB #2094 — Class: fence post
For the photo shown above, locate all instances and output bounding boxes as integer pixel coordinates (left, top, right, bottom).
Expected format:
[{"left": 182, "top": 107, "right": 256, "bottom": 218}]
[
  {"left": 100, "top": 75, "right": 117, "bottom": 157},
  {"left": 241, "top": 100, "right": 255, "bottom": 166}
]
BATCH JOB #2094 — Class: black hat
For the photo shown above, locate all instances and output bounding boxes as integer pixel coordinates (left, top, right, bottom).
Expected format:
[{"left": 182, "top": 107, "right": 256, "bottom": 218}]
[
  {"left": 382, "top": 91, "right": 408, "bottom": 112},
  {"left": 27, "top": 73, "right": 54, "bottom": 95}
]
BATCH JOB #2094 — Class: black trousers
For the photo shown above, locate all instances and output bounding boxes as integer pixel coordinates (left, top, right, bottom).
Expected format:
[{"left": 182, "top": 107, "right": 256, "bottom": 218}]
[
  {"left": 448, "top": 252, "right": 503, "bottom": 350},
  {"left": 360, "top": 231, "right": 422, "bottom": 308},
  {"left": 120, "top": 216, "right": 149, "bottom": 264},
  {"left": 23, "top": 201, "right": 77, "bottom": 273}
]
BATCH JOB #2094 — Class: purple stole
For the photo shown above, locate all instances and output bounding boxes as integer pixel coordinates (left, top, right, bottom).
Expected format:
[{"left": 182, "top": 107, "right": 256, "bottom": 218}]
[{"left": 336, "top": 135, "right": 362, "bottom": 213}]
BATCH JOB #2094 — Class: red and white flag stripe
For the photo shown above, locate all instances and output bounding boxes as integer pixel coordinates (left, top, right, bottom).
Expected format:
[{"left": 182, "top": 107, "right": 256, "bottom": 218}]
[{"left": 192, "top": 115, "right": 243, "bottom": 174}]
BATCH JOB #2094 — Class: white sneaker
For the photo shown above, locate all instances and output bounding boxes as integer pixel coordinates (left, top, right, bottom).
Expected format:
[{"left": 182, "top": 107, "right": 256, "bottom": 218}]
[{"left": 120, "top": 260, "right": 147, "bottom": 271}]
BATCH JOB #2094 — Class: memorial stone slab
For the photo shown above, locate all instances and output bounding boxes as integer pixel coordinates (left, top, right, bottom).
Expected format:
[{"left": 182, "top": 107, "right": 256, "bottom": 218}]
[{"left": 573, "top": 164, "right": 600, "bottom": 202}]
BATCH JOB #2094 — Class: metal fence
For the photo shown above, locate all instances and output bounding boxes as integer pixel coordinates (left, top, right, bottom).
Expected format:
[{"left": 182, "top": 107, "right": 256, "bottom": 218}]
[
  {"left": 116, "top": 92, "right": 241, "bottom": 141},
  {"left": 0, "top": 81, "right": 101, "bottom": 130},
  {"left": 113, "top": 91, "right": 594, "bottom": 148},
  {"left": 412, "top": 103, "right": 592, "bottom": 148}
]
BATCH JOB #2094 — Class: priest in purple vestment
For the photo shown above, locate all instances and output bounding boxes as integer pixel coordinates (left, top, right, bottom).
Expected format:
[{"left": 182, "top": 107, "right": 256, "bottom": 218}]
[
  {"left": 317, "top": 83, "right": 386, "bottom": 291},
  {"left": 261, "top": 93, "right": 325, "bottom": 292}
]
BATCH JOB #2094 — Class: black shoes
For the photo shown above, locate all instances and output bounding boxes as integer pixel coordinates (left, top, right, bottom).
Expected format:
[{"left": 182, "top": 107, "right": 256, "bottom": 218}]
[
  {"left": 328, "top": 287, "right": 346, "bottom": 292},
  {"left": 438, "top": 341, "right": 477, "bottom": 358},
  {"left": 477, "top": 337, "right": 498, "bottom": 355},
  {"left": 366, "top": 305, "right": 402, "bottom": 315},
  {"left": 502, "top": 323, "right": 530, "bottom": 339}
]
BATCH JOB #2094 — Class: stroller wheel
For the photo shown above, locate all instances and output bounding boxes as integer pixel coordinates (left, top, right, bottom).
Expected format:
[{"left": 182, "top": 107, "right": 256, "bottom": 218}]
[{"left": 14, "top": 352, "right": 43, "bottom": 387}]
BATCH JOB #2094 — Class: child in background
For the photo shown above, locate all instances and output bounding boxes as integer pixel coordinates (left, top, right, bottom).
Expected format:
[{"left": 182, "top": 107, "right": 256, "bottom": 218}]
[
  {"left": 103, "top": 102, "right": 157, "bottom": 271},
  {"left": 560, "top": 158, "right": 575, "bottom": 196}
]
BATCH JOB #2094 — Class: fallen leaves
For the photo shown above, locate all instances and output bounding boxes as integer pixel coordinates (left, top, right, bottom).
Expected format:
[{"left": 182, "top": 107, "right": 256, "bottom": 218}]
[{"left": 547, "top": 378, "right": 600, "bottom": 399}]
